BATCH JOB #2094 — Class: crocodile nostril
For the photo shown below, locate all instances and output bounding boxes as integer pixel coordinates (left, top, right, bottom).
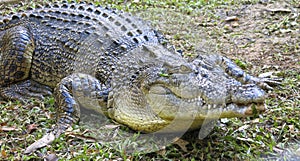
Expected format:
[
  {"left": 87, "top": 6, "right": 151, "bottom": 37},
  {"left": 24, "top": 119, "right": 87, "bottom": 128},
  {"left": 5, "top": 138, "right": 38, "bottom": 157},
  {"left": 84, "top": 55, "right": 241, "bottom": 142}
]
[
  {"left": 180, "top": 64, "right": 190, "bottom": 72},
  {"left": 202, "top": 73, "right": 208, "bottom": 78},
  {"left": 190, "top": 64, "right": 199, "bottom": 75}
]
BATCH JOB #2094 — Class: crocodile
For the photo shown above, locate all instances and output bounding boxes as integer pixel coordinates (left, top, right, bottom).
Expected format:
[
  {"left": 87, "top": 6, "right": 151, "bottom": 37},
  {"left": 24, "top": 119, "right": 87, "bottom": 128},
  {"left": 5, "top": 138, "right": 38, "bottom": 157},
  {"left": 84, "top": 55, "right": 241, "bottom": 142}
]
[{"left": 0, "top": 1, "right": 280, "bottom": 146}]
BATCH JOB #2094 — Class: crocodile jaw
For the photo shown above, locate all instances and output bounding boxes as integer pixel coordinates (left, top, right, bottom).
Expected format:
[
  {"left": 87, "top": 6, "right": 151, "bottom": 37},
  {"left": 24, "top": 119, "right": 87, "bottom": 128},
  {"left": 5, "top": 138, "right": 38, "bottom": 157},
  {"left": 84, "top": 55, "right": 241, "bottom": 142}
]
[
  {"left": 217, "top": 103, "right": 266, "bottom": 118},
  {"left": 145, "top": 88, "right": 266, "bottom": 132},
  {"left": 146, "top": 84, "right": 266, "bottom": 121}
]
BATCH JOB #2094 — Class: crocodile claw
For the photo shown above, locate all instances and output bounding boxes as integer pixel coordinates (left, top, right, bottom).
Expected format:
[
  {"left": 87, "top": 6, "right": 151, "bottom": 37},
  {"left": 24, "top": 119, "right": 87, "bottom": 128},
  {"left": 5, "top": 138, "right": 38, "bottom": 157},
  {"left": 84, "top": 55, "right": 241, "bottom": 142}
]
[
  {"left": 0, "top": 80, "right": 52, "bottom": 103},
  {"left": 256, "top": 76, "right": 283, "bottom": 90}
]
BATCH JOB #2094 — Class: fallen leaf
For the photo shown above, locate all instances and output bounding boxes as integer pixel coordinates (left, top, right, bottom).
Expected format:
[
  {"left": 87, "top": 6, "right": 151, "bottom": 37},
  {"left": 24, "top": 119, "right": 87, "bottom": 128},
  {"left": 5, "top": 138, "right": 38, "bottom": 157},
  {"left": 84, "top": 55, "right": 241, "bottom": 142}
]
[
  {"left": 220, "top": 118, "right": 229, "bottom": 123},
  {"left": 251, "top": 118, "right": 260, "bottom": 123},
  {"left": 0, "top": 126, "right": 18, "bottom": 131},
  {"left": 273, "top": 146, "right": 284, "bottom": 153},
  {"left": 1, "top": 150, "right": 7, "bottom": 158},
  {"left": 173, "top": 137, "right": 189, "bottom": 152},
  {"left": 66, "top": 131, "right": 97, "bottom": 142},
  {"left": 24, "top": 132, "right": 55, "bottom": 154},
  {"left": 258, "top": 71, "right": 274, "bottom": 78},
  {"left": 263, "top": 8, "right": 291, "bottom": 13},
  {"left": 287, "top": 125, "right": 294, "bottom": 132},
  {"left": 225, "top": 16, "right": 239, "bottom": 22},
  {"left": 82, "top": 129, "right": 90, "bottom": 134},
  {"left": 231, "top": 21, "right": 239, "bottom": 27},
  {"left": 0, "top": 0, "right": 19, "bottom": 5},
  {"left": 236, "top": 137, "right": 256, "bottom": 143},
  {"left": 234, "top": 125, "right": 250, "bottom": 133},
  {"left": 104, "top": 124, "right": 120, "bottom": 129},
  {"left": 280, "top": 29, "right": 293, "bottom": 34},
  {"left": 0, "top": 122, "right": 7, "bottom": 126},
  {"left": 27, "top": 124, "right": 38, "bottom": 134},
  {"left": 12, "top": 104, "right": 22, "bottom": 110},
  {"left": 156, "top": 146, "right": 166, "bottom": 156},
  {"left": 0, "top": 101, "right": 7, "bottom": 105},
  {"left": 45, "top": 153, "right": 59, "bottom": 161}
]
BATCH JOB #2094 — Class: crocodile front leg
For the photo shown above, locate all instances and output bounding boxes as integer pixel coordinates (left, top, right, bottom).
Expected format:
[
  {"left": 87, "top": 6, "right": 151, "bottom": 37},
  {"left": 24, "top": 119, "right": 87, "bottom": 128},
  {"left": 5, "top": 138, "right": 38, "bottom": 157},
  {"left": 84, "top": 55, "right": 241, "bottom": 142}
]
[
  {"left": 53, "top": 73, "right": 109, "bottom": 136},
  {"left": 25, "top": 73, "right": 109, "bottom": 153}
]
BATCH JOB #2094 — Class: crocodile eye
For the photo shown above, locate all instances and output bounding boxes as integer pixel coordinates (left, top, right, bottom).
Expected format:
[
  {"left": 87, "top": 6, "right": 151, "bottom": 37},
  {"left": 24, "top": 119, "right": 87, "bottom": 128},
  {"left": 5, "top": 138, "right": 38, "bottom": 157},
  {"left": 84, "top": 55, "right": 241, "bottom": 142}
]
[
  {"left": 180, "top": 64, "right": 192, "bottom": 73},
  {"left": 162, "top": 62, "right": 172, "bottom": 68}
]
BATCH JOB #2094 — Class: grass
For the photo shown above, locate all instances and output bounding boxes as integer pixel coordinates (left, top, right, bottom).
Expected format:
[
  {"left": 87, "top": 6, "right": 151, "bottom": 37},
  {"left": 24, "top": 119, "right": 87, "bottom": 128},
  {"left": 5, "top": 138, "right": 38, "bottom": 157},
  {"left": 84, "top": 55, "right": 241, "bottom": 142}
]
[{"left": 0, "top": 0, "right": 299, "bottom": 160}]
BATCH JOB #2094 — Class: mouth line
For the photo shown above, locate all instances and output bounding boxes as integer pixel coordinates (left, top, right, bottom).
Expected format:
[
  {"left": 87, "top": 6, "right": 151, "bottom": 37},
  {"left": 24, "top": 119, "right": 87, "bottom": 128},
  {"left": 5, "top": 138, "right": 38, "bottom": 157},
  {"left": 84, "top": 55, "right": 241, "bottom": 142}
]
[{"left": 149, "top": 84, "right": 266, "bottom": 115}]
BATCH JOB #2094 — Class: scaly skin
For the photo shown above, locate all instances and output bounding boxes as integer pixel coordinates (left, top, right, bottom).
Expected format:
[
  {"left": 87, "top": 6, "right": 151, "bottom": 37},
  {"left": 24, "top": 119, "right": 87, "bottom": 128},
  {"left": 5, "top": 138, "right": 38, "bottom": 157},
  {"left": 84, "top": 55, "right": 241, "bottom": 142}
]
[{"left": 0, "top": 1, "right": 280, "bottom": 137}]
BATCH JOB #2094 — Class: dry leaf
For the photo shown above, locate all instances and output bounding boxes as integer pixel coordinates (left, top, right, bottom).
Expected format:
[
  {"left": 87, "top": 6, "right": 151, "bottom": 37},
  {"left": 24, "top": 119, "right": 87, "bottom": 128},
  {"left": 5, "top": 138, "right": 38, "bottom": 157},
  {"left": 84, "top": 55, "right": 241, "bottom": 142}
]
[
  {"left": 104, "top": 124, "right": 120, "bottom": 129},
  {"left": 236, "top": 125, "right": 250, "bottom": 132},
  {"left": 231, "top": 22, "right": 239, "bottom": 27},
  {"left": 0, "top": 122, "right": 7, "bottom": 126},
  {"left": 263, "top": 8, "right": 291, "bottom": 13},
  {"left": 236, "top": 137, "right": 256, "bottom": 143},
  {"left": 24, "top": 132, "right": 56, "bottom": 154},
  {"left": 0, "top": 0, "right": 19, "bottom": 4},
  {"left": 288, "top": 125, "right": 294, "bottom": 131},
  {"left": 225, "top": 16, "right": 239, "bottom": 22},
  {"left": 251, "top": 118, "right": 260, "bottom": 123},
  {"left": 156, "top": 146, "right": 166, "bottom": 156},
  {"left": 220, "top": 118, "right": 230, "bottom": 123},
  {"left": 0, "top": 126, "right": 18, "bottom": 131},
  {"left": 27, "top": 124, "right": 38, "bottom": 133},
  {"left": 0, "top": 101, "right": 7, "bottom": 105},
  {"left": 258, "top": 71, "right": 274, "bottom": 78},
  {"left": 66, "top": 131, "right": 97, "bottom": 142},
  {"left": 273, "top": 146, "right": 284, "bottom": 153},
  {"left": 1, "top": 150, "right": 7, "bottom": 158},
  {"left": 45, "top": 153, "right": 59, "bottom": 161},
  {"left": 173, "top": 137, "right": 189, "bottom": 152},
  {"left": 45, "top": 114, "right": 51, "bottom": 120}
]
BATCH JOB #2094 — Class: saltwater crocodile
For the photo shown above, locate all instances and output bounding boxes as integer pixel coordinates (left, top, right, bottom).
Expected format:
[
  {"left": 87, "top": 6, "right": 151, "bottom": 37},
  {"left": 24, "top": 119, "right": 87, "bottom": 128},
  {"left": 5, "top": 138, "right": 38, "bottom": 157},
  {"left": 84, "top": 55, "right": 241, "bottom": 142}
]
[{"left": 0, "top": 1, "right": 280, "bottom": 145}]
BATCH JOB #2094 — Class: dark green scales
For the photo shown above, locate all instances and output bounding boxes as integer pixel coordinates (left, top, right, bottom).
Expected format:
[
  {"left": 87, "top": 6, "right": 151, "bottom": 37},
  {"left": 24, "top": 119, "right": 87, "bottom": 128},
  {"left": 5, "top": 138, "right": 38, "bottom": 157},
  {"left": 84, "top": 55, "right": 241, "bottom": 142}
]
[{"left": 0, "top": 1, "right": 280, "bottom": 138}]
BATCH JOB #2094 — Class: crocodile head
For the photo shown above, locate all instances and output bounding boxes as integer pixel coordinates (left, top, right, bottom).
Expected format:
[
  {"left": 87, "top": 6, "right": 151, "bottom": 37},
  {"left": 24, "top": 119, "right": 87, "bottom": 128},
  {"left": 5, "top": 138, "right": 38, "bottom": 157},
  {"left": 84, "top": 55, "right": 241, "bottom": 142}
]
[{"left": 107, "top": 45, "right": 266, "bottom": 133}]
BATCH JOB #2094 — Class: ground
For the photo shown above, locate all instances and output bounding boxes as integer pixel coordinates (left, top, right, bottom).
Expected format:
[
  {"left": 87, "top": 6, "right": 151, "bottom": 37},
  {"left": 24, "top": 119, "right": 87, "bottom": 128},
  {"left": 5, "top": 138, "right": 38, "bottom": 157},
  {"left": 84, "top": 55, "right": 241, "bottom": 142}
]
[{"left": 0, "top": 0, "right": 299, "bottom": 160}]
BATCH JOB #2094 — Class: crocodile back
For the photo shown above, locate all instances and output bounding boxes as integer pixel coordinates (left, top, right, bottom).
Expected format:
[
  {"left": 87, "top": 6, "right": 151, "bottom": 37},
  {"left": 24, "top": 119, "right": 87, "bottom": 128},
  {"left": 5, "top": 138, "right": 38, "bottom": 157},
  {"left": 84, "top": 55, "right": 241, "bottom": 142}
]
[{"left": 0, "top": 1, "right": 163, "bottom": 87}]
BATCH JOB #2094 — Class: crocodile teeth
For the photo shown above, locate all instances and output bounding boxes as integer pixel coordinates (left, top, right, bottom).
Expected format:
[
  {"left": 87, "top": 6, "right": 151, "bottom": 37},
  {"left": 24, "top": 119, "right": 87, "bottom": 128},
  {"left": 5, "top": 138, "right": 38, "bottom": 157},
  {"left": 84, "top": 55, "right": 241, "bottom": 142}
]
[
  {"left": 198, "top": 96, "right": 201, "bottom": 101},
  {"left": 207, "top": 105, "right": 211, "bottom": 110}
]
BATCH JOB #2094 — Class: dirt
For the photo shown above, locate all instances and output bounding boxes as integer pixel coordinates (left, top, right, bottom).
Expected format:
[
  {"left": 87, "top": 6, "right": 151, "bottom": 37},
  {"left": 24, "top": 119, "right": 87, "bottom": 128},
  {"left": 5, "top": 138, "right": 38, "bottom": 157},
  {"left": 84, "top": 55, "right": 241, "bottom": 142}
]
[{"left": 137, "top": 0, "right": 299, "bottom": 74}]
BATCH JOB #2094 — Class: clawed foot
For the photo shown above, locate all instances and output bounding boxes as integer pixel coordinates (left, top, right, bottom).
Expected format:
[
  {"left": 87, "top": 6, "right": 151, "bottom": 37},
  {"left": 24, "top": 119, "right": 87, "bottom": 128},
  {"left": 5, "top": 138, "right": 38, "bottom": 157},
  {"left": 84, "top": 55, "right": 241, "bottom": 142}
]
[
  {"left": 0, "top": 80, "right": 52, "bottom": 103},
  {"left": 255, "top": 75, "right": 283, "bottom": 90}
]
